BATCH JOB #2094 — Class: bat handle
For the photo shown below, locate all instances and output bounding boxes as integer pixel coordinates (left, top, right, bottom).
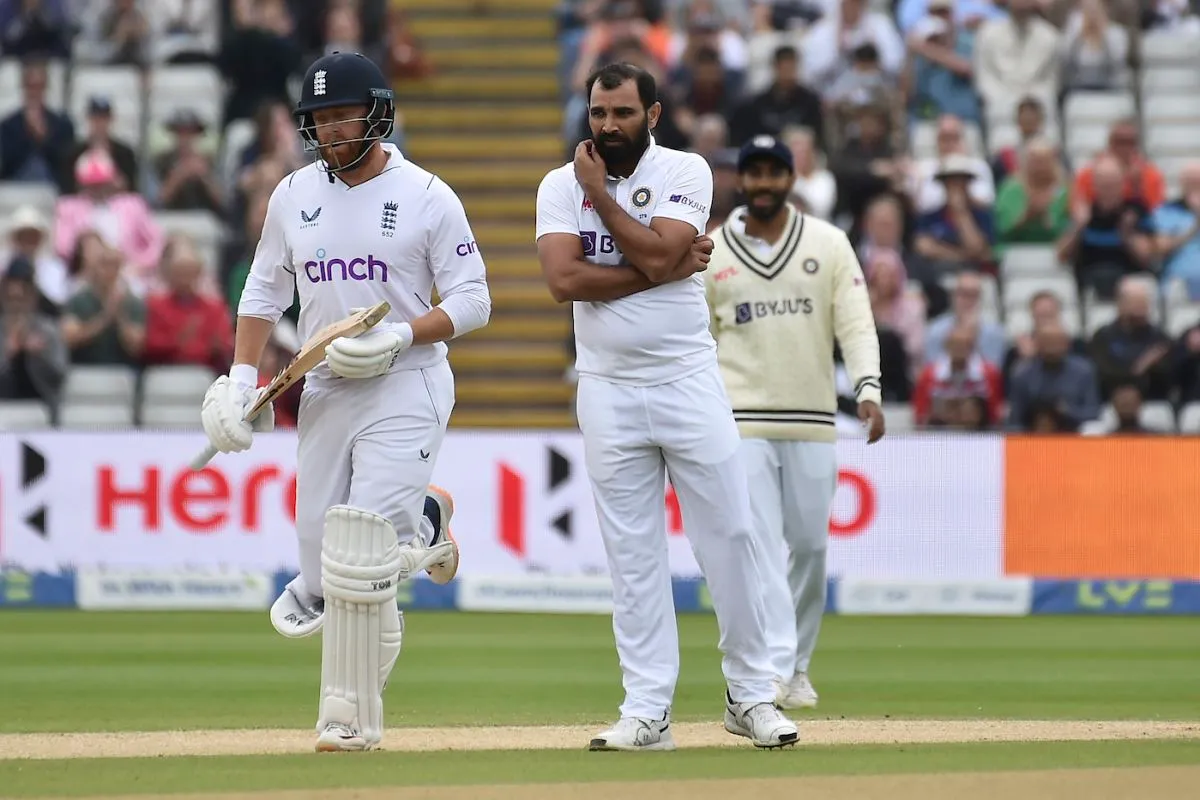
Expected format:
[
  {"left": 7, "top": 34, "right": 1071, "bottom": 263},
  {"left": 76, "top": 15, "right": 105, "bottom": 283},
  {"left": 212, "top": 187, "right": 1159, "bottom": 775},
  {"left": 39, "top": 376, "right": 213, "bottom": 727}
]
[{"left": 189, "top": 443, "right": 219, "bottom": 472}]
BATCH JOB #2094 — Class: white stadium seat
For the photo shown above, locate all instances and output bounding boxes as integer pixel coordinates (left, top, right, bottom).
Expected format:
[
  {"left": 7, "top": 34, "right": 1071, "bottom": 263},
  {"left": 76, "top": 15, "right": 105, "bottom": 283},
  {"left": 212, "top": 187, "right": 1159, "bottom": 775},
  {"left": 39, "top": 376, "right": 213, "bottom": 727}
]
[
  {"left": 69, "top": 65, "right": 143, "bottom": 150},
  {"left": 1143, "top": 93, "right": 1200, "bottom": 124},
  {"left": 1065, "top": 124, "right": 1111, "bottom": 160},
  {"left": 1085, "top": 303, "right": 1119, "bottom": 336},
  {"left": 0, "top": 182, "right": 58, "bottom": 221},
  {"left": 140, "top": 404, "right": 203, "bottom": 429},
  {"left": 1141, "top": 67, "right": 1200, "bottom": 94},
  {"left": 1063, "top": 91, "right": 1135, "bottom": 127},
  {"left": 59, "top": 402, "right": 135, "bottom": 430},
  {"left": 147, "top": 65, "right": 224, "bottom": 136},
  {"left": 0, "top": 401, "right": 52, "bottom": 430},
  {"left": 142, "top": 365, "right": 216, "bottom": 406},
  {"left": 881, "top": 403, "right": 914, "bottom": 433},
  {"left": 1140, "top": 30, "right": 1200, "bottom": 68},
  {"left": 1145, "top": 126, "right": 1200, "bottom": 158},
  {"left": 1167, "top": 304, "right": 1200, "bottom": 338},
  {"left": 1001, "top": 246, "right": 1060, "bottom": 278},
  {"left": 1003, "top": 274, "right": 1078, "bottom": 312},
  {"left": 1140, "top": 402, "right": 1177, "bottom": 433},
  {"left": 63, "top": 365, "right": 138, "bottom": 406},
  {"left": 1179, "top": 403, "right": 1200, "bottom": 434}
]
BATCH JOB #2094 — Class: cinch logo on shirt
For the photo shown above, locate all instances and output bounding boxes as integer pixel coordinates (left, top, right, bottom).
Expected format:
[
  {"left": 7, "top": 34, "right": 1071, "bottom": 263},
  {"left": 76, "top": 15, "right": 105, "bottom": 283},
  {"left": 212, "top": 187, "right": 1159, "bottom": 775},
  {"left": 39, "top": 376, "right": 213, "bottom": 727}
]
[
  {"left": 304, "top": 248, "right": 389, "bottom": 283},
  {"left": 455, "top": 237, "right": 478, "bottom": 257},
  {"left": 668, "top": 194, "right": 707, "bottom": 214},
  {"left": 734, "top": 298, "right": 814, "bottom": 324}
]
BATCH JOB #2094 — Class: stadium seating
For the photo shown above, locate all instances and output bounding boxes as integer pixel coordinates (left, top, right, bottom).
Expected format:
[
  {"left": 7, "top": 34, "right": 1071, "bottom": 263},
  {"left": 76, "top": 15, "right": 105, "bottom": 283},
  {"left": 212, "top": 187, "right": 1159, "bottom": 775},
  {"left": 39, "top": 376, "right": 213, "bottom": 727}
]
[
  {"left": 59, "top": 402, "right": 135, "bottom": 429},
  {"left": 62, "top": 365, "right": 137, "bottom": 407},
  {"left": 0, "top": 400, "right": 53, "bottom": 430},
  {"left": 67, "top": 65, "right": 144, "bottom": 151},
  {"left": 1179, "top": 403, "right": 1200, "bottom": 434}
]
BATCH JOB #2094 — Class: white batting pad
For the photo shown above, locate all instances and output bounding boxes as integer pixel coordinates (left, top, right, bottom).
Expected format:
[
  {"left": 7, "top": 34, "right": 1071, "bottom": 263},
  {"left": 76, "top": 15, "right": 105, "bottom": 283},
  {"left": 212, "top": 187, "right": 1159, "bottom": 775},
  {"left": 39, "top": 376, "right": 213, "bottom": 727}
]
[{"left": 318, "top": 505, "right": 405, "bottom": 748}]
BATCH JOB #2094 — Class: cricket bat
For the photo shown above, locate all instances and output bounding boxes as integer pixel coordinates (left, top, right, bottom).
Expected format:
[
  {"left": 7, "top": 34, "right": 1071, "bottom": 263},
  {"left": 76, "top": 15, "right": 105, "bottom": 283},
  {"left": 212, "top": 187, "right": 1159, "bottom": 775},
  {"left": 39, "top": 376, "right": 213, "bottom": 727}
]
[{"left": 189, "top": 301, "right": 392, "bottom": 471}]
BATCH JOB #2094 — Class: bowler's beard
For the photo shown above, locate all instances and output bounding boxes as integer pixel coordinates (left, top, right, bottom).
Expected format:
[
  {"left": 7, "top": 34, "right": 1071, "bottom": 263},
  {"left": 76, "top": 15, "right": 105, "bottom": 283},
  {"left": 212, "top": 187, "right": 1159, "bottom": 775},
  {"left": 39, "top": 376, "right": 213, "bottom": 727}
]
[
  {"left": 744, "top": 189, "right": 789, "bottom": 221},
  {"left": 593, "top": 121, "right": 651, "bottom": 173}
]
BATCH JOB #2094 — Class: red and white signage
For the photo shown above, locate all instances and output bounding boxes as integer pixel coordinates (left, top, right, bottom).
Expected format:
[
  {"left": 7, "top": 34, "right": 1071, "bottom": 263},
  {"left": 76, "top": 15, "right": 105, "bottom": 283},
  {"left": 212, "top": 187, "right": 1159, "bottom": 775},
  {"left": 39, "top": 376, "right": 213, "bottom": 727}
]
[{"left": 0, "top": 432, "right": 1004, "bottom": 579}]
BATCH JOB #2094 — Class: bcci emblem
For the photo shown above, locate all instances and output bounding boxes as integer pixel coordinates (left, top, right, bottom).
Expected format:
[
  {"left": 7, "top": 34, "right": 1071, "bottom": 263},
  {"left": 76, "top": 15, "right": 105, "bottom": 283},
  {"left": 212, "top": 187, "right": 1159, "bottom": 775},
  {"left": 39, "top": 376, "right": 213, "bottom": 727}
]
[
  {"left": 803, "top": 258, "right": 819, "bottom": 274},
  {"left": 631, "top": 186, "right": 653, "bottom": 208}
]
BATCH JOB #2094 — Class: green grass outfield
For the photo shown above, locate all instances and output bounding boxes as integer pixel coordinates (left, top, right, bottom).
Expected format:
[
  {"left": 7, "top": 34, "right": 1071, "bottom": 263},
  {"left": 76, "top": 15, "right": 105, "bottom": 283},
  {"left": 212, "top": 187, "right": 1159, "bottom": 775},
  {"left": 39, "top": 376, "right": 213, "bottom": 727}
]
[{"left": 0, "top": 612, "right": 1198, "bottom": 798}]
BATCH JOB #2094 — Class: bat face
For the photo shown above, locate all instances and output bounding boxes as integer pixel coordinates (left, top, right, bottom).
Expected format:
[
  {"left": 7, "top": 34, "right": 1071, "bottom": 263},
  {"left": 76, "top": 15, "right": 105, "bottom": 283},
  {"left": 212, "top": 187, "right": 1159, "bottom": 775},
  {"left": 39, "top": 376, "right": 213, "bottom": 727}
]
[{"left": 247, "top": 301, "right": 391, "bottom": 416}]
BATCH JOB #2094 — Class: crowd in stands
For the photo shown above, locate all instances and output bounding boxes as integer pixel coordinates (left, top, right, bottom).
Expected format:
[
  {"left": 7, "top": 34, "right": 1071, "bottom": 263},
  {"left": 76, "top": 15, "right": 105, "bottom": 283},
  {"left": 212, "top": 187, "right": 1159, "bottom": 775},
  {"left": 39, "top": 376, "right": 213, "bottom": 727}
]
[
  {"left": 557, "top": 0, "right": 1200, "bottom": 434},
  {"left": 0, "top": 0, "right": 409, "bottom": 427}
]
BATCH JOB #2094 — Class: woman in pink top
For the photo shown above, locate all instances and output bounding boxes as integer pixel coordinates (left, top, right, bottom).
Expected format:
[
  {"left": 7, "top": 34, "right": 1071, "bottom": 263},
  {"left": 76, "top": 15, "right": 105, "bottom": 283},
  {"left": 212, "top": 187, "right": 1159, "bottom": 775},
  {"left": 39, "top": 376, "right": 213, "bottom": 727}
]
[
  {"left": 53, "top": 149, "right": 165, "bottom": 288},
  {"left": 865, "top": 247, "right": 927, "bottom": 371}
]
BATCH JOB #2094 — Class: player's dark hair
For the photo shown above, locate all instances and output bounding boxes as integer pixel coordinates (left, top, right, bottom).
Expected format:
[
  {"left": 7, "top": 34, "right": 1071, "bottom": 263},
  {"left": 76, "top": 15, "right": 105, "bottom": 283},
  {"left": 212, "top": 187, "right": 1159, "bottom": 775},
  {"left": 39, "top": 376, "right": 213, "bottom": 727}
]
[{"left": 585, "top": 62, "right": 657, "bottom": 111}]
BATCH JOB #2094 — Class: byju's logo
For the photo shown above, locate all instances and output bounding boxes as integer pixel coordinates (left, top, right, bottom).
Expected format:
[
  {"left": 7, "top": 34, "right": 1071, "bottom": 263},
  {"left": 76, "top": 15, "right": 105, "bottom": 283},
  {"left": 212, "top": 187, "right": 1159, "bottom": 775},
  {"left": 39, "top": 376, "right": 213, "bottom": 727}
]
[
  {"left": 668, "top": 194, "right": 708, "bottom": 214},
  {"left": 736, "top": 298, "right": 814, "bottom": 323},
  {"left": 456, "top": 237, "right": 478, "bottom": 256},
  {"left": 304, "top": 248, "right": 389, "bottom": 283},
  {"left": 580, "top": 230, "right": 617, "bottom": 257}
]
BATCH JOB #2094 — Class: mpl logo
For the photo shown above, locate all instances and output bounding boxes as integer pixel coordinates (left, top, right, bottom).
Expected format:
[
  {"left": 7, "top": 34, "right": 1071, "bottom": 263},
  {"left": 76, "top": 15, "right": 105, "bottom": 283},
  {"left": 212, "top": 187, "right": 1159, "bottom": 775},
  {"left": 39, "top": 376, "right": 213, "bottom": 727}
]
[
  {"left": 455, "top": 237, "right": 479, "bottom": 257},
  {"left": 304, "top": 248, "right": 389, "bottom": 283}
]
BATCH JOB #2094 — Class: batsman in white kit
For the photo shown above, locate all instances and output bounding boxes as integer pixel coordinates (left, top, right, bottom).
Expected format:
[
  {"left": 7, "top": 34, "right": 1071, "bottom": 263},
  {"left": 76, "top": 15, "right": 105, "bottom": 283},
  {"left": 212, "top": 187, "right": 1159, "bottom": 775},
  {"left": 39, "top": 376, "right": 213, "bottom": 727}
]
[
  {"left": 198, "top": 52, "right": 491, "bottom": 751},
  {"left": 536, "top": 63, "right": 798, "bottom": 750},
  {"left": 706, "top": 136, "right": 885, "bottom": 710}
]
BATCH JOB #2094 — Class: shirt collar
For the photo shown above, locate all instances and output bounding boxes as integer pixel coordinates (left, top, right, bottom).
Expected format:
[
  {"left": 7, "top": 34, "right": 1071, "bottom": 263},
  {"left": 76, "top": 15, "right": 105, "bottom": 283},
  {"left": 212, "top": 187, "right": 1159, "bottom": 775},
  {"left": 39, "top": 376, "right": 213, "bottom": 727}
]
[{"left": 605, "top": 135, "right": 658, "bottom": 183}]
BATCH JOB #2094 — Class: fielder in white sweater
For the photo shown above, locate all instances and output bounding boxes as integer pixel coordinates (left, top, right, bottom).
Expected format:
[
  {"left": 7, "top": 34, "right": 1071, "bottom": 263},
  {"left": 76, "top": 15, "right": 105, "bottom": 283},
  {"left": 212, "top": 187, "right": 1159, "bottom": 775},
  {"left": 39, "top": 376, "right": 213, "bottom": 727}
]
[{"left": 705, "top": 136, "right": 885, "bottom": 711}]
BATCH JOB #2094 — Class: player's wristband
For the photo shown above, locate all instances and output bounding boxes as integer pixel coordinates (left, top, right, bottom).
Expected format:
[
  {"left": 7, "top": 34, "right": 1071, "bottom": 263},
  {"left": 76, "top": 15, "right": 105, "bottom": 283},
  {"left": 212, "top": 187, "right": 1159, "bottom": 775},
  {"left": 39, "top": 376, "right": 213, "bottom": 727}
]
[{"left": 230, "top": 363, "right": 259, "bottom": 389}]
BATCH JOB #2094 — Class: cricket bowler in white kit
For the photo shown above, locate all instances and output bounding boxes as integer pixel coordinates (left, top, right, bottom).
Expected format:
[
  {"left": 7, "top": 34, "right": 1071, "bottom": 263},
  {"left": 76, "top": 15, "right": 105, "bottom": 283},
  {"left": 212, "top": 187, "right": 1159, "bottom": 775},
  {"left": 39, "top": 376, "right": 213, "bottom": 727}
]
[
  {"left": 535, "top": 63, "right": 798, "bottom": 751},
  {"left": 706, "top": 136, "right": 885, "bottom": 710},
  {"left": 198, "top": 52, "right": 491, "bottom": 751}
]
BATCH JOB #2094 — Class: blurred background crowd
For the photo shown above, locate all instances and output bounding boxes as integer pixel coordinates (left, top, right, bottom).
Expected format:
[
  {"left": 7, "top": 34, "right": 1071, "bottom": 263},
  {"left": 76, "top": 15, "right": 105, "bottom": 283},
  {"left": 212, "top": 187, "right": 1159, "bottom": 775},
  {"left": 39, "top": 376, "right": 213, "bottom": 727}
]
[
  {"left": 556, "top": 0, "right": 1200, "bottom": 435},
  {"left": 1, "top": 0, "right": 1200, "bottom": 436}
]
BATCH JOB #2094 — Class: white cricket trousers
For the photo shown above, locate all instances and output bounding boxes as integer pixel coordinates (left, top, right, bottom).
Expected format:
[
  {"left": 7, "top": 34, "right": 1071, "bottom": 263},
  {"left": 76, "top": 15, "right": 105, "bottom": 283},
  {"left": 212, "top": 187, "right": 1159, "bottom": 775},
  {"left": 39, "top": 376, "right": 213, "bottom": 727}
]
[
  {"left": 739, "top": 438, "right": 837, "bottom": 678},
  {"left": 293, "top": 361, "right": 455, "bottom": 597},
  {"left": 575, "top": 364, "right": 776, "bottom": 720}
]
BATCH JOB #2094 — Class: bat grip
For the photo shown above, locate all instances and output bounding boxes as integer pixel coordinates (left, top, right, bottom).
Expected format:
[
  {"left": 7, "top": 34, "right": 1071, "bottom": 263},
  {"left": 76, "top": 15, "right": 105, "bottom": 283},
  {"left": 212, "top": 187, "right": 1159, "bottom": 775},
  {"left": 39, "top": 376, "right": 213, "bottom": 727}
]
[{"left": 189, "top": 443, "right": 219, "bottom": 471}]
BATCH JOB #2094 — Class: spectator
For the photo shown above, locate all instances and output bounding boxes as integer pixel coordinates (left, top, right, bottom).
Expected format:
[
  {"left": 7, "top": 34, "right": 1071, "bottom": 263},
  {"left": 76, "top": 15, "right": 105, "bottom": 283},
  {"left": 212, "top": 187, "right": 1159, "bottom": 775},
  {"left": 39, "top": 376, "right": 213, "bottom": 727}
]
[
  {"left": 905, "top": 0, "right": 980, "bottom": 125},
  {"left": 913, "top": 154, "right": 995, "bottom": 274},
  {"left": 951, "top": 394, "right": 992, "bottom": 431},
  {"left": 801, "top": 0, "right": 904, "bottom": 93},
  {"left": 708, "top": 148, "right": 740, "bottom": 229},
  {"left": 990, "top": 96, "right": 1050, "bottom": 186},
  {"left": 142, "top": 235, "right": 233, "bottom": 374},
  {"left": 830, "top": 97, "right": 903, "bottom": 227},
  {"left": 1007, "top": 321, "right": 1100, "bottom": 431},
  {"left": 783, "top": 126, "right": 836, "bottom": 220},
  {"left": 98, "top": 0, "right": 150, "bottom": 65},
  {"left": 728, "top": 44, "right": 823, "bottom": 148},
  {"left": 994, "top": 136, "right": 1070, "bottom": 256},
  {"left": 855, "top": 192, "right": 953, "bottom": 313},
  {"left": 924, "top": 269, "right": 1006, "bottom": 366},
  {"left": 316, "top": 1, "right": 386, "bottom": 68},
  {"left": 225, "top": 189, "right": 298, "bottom": 325},
  {"left": 672, "top": 46, "right": 738, "bottom": 138},
  {"left": 61, "top": 96, "right": 139, "bottom": 194},
  {"left": 1089, "top": 276, "right": 1173, "bottom": 401},
  {"left": 896, "top": 0, "right": 1003, "bottom": 36},
  {"left": 666, "top": 5, "right": 748, "bottom": 85},
  {"left": 1149, "top": 161, "right": 1200, "bottom": 300},
  {"left": 908, "top": 113, "right": 994, "bottom": 215},
  {"left": 60, "top": 243, "right": 145, "bottom": 366},
  {"left": 1108, "top": 381, "right": 1152, "bottom": 434},
  {"left": 153, "top": 108, "right": 223, "bottom": 214},
  {"left": 1001, "top": 289, "right": 1087, "bottom": 388},
  {"left": 0, "top": 206, "right": 69, "bottom": 310},
  {"left": 972, "top": 0, "right": 1060, "bottom": 122},
  {"left": 0, "top": 0, "right": 71, "bottom": 57},
  {"left": 219, "top": 0, "right": 302, "bottom": 125},
  {"left": 0, "top": 263, "right": 67, "bottom": 408},
  {"left": 1059, "top": 0, "right": 1130, "bottom": 94},
  {"left": 1174, "top": 322, "right": 1200, "bottom": 405},
  {"left": 0, "top": 59, "right": 75, "bottom": 186},
  {"left": 1071, "top": 119, "right": 1166, "bottom": 211},
  {"left": 570, "top": 1, "right": 670, "bottom": 95},
  {"left": 689, "top": 113, "right": 729, "bottom": 165},
  {"left": 1143, "top": 0, "right": 1200, "bottom": 33},
  {"left": 1057, "top": 154, "right": 1153, "bottom": 300},
  {"left": 865, "top": 247, "right": 925, "bottom": 378},
  {"left": 825, "top": 42, "right": 895, "bottom": 109},
  {"left": 912, "top": 321, "right": 1003, "bottom": 427},
  {"left": 54, "top": 149, "right": 166, "bottom": 285},
  {"left": 145, "top": 0, "right": 220, "bottom": 63}
]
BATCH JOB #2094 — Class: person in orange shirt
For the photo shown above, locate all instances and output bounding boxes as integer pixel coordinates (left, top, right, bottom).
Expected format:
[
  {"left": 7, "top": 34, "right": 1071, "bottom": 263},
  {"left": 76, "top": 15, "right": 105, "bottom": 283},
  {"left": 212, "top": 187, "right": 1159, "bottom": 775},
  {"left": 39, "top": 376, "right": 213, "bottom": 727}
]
[
  {"left": 1071, "top": 118, "right": 1166, "bottom": 212},
  {"left": 142, "top": 235, "right": 233, "bottom": 375}
]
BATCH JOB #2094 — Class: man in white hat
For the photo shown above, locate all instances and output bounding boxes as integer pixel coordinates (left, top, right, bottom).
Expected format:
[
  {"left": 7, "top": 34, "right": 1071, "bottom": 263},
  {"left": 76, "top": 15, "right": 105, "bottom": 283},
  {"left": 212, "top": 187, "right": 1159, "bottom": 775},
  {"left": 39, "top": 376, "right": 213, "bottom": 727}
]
[
  {"left": 1, "top": 205, "right": 69, "bottom": 309},
  {"left": 913, "top": 152, "right": 996, "bottom": 272}
]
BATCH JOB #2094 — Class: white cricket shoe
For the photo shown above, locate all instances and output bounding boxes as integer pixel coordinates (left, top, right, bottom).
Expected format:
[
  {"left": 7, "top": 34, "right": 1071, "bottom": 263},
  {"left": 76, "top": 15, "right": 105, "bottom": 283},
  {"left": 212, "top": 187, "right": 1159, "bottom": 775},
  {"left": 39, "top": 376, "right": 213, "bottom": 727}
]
[
  {"left": 724, "top": 692, "right": 799, "bottom": 748},
  {"left": 315, "top": 722, "right": 370, "bottom": 752},
  {"left": 772, "top": 675, "right": 789, "bottom": 706},
  {"left": 424, "top": 485, "right": 459, "bottom": 585},
  {"left": 780, "top": 672, "right": 819, "bottom": 710},
  {"left": 270, "top": 577, "right": 325, "bottom": 638},
  {"left": 588, "top": 716, "right": 676, "bottom": 751}
]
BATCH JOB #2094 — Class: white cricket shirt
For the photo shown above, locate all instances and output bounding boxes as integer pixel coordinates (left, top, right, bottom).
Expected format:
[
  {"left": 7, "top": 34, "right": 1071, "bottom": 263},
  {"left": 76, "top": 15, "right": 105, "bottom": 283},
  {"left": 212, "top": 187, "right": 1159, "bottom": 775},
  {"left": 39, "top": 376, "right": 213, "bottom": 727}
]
[
  {"left": 239, "top": 144, "right": 490, "bottom": 383},
  {"left": 535, "top": 140, "right": 715, "bottom": 386}
]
